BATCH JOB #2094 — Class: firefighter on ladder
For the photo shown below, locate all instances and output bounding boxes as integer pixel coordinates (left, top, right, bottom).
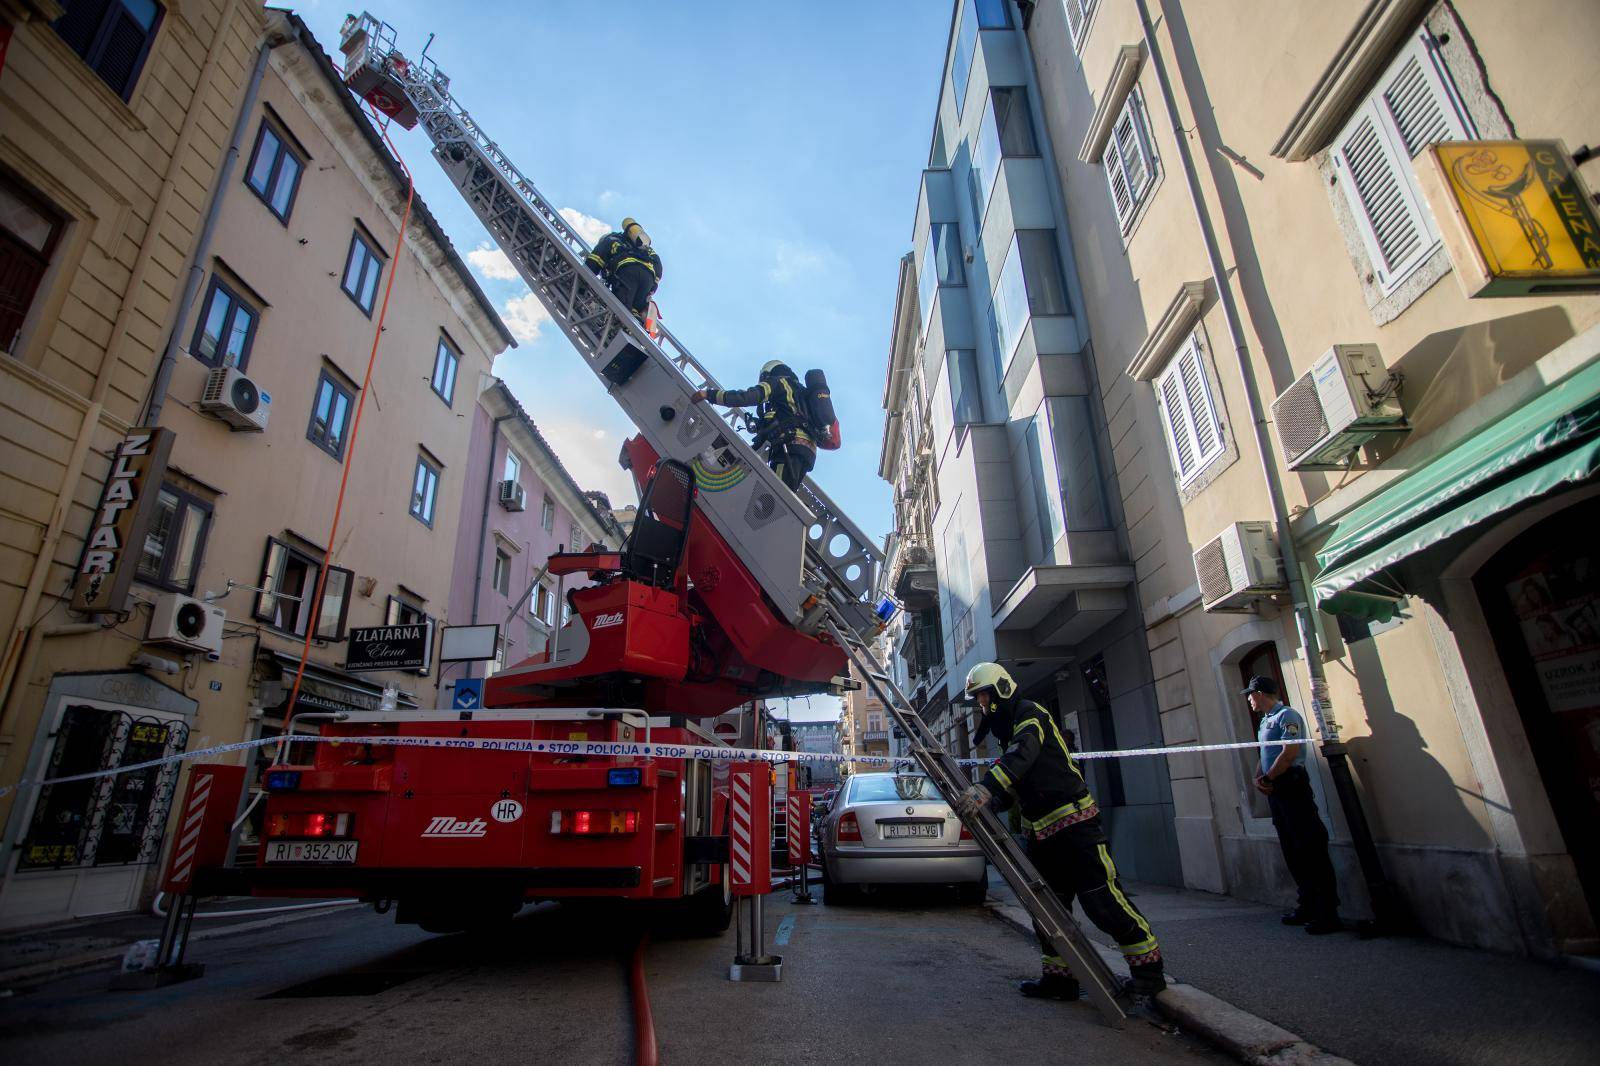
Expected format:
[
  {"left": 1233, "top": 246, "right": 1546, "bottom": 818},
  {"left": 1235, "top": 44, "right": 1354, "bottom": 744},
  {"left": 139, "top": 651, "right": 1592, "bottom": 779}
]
[
  {"left": 691, "top": 360, "right": 816, "bottom": 491},
  {"left": 585, "top": 217, "right": 661, "bottom": 322},
  {"left": 954, "top": 662, "right": 1166, "bottom": 999}
]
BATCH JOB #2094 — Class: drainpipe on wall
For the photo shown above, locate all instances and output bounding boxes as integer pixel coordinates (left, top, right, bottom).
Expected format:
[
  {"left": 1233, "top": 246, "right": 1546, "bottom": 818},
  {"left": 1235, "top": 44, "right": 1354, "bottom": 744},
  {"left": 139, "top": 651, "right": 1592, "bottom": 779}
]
[
  {"left": 471, "top": 415, "right": 515, "bottom": 629},
  {"left": 0, "top": 5, "right": 269, "bottom": 745},
  {"left": 143, "top": 26, "right": 292, "bottom": 424},
  {"left": 1132, "top": 0, "right": 1406, "bottom": 931}
]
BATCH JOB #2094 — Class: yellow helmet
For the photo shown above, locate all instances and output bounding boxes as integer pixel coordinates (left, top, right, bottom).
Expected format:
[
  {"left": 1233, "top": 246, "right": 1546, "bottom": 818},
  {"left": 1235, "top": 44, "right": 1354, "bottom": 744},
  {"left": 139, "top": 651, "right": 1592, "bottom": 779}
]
[
  {"left": 621, "top": 217, "right": 637, "bottom": 230},
  {"left": 965, "top": 662, "right": 1015, "bottom": 703},
  {"left": 761, "top": 359, "right": 786, "bottom": 376}
]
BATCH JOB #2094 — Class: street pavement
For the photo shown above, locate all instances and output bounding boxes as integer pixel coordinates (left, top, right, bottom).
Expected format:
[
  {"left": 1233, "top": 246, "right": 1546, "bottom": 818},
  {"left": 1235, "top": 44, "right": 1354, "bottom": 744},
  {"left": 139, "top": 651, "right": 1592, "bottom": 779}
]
[
  {"left": 0, "top": 886, "right": 1225, "bottom": 1065},
  {"left": 992, "top": 872, "right": 1600, "bottom": 1066}
]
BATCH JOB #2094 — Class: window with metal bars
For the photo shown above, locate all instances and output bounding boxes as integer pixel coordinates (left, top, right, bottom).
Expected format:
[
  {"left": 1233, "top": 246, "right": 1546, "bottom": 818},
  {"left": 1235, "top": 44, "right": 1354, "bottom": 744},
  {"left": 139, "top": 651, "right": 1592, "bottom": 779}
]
[
  {"left": 1331, "top": 29, "right": 1472, "bottom": 295},
  {"left": 1104, "top": 87, "right": 1157, "bottom": 232},
  {"left": 1154, "top": 332, "right": 1225, "bottom": 488}
]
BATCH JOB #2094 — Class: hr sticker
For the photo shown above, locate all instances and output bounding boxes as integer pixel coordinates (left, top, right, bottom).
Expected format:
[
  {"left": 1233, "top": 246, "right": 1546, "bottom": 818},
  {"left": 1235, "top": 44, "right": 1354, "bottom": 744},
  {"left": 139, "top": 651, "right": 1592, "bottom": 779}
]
[{"left": 491, "top": 799, "right": 524, "bottom": 823}]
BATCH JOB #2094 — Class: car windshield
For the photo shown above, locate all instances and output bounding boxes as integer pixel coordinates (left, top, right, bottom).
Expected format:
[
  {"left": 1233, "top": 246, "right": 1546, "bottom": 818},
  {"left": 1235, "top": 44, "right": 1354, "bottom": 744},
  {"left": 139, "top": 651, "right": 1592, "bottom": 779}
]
[{"left": 849, "top": 775, "right": 944, "bottom": 803}]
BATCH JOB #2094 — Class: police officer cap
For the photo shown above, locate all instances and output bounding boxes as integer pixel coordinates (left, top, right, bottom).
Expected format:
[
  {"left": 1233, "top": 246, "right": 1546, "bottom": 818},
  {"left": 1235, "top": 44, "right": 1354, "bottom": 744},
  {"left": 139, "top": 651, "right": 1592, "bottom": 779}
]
[{"left": 1240, "top": 674, "right": 1279, "bottom": 697}]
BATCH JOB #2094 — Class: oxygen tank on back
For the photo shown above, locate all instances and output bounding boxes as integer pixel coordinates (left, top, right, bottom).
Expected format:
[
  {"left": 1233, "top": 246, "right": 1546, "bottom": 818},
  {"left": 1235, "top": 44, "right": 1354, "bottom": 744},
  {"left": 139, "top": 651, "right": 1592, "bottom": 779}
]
[{"left": 804, "top": 369, "right": 841, "bottom": 450}]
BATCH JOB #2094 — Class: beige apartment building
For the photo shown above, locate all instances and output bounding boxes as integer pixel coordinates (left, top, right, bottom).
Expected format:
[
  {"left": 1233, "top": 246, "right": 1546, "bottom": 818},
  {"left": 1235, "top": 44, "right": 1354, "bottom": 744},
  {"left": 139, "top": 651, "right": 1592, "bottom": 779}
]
[
  {"left": 1020, "top": 0, "right": 1600, "bottom": 956},
  {"left": 0, "top": 8, "right": 513, "bottom": 927},
  {"left": 841, "top": 670, "right": 892, "bottom": 773}
]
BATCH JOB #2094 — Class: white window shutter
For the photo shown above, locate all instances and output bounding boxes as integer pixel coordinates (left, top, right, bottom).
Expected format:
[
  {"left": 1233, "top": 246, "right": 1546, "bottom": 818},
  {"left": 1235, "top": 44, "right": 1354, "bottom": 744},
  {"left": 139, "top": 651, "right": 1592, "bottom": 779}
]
[
  {"left": 1065, "top": 0, "right": 1088, "bottom": 46},
  {"left": 1106, "top": 113, "right": 1134, "bottom": 226},
  {"left": 1333, "top": 30, "right": 1471, "bottom": 294},
  {"left": 1178, "top": 339, "right": 1223, "bottom": 466},
  {"left": 1156, "top": 361, "right": 1197, "bottom": 481}
]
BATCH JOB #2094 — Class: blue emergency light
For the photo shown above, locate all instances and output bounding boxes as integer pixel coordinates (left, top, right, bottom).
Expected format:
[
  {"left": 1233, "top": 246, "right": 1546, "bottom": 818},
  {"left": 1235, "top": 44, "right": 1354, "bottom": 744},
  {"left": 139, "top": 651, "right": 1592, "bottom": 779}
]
[
  {"left": 265, "top": 769, "right": 301, "bottom": 791},
  {"left": 607, "top": 768, "right": 642, "bottom": 787},
  {"left": 874, "top": 596, "right": 900, "bottom": 624}
]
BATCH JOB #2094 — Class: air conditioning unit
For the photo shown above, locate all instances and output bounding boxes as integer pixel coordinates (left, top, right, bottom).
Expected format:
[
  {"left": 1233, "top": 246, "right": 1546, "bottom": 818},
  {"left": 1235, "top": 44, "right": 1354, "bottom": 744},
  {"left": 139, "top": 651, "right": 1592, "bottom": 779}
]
[
  {"left": 199, "top": 364, "right": 271, "bottom": 431},
  {"left": 1194, "top": 521, "right": 1285, "bottom": 612},
  {"left": 147, "top": 591, "right": 225, "bottom": 658},
  {"left": 498, "top": 480, "right": 526, "bottom": 511},
  {"left": 1271, "top": 344, "right": 1405, "bottom": 470}
]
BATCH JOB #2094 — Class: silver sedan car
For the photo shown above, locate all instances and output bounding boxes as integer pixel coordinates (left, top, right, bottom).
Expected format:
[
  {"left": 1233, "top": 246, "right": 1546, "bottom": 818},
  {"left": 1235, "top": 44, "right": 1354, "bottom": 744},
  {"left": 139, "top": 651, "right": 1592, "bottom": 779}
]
[{"left": 819, "top": 772, "right": 986, "bottom": 904}]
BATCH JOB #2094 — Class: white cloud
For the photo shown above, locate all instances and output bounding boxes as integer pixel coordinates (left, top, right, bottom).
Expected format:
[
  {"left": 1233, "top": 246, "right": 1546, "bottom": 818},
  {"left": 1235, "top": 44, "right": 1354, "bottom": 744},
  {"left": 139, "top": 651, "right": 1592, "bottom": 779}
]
[
  {"left": 559, "top": 208, "right": 611, "bottom": 246},
  {"left": 501, "top": 290, "right": 550, "bottom": 343},
  {"left": 592, "top": 429, "right": 607, "bottom": 439},
  {"left": 768, "top": 240, "right": 831, "bottom": 284},
  {"left": 597, "top": 190, "right": 622, "bottom": 212},
  {"left": 466, "top": 243, "right": 520, "bottom": 281}
]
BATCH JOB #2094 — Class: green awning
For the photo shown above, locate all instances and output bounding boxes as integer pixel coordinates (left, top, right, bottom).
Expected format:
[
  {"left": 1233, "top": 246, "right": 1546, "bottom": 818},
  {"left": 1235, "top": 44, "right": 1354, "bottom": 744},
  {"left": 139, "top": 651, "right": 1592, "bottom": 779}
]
[{"left": 1314, "top": 358, "right": 1600, "bottom": 622}]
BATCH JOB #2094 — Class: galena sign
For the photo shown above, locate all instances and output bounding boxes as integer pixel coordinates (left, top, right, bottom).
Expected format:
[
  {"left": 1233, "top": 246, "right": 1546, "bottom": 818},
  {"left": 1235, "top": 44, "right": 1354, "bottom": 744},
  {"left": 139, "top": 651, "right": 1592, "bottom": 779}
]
[
  {"left": 71, "top": 428, "right": 176, "bottom": 614},
  {"left": 346, "top": 623, "right": 431, "bottom": 671}
]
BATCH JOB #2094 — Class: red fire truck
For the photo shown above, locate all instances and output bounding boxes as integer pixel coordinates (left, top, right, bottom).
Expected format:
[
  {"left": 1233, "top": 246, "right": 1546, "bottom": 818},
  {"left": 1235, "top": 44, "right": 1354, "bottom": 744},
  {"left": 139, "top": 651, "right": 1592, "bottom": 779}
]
[{"left": 192, "top": 16, "right": 884, "bottom": 936}]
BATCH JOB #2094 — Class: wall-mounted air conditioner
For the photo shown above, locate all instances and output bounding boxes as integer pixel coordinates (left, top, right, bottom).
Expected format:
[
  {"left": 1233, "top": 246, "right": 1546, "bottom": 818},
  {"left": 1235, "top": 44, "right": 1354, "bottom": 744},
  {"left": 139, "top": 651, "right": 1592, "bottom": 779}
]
[
  {"left": 1195, "top": 521, "right": 1285, "bottom": 612},
  {"left": 147, "top": 591, "right": 225, "bottom": 658},
  {"left": 498, "top": 480, "right": 526, "bottom": 511},
  {"left": 200, "top": 365, "right": 271, "bottom": 431},
  {"left": 1271, "top": 344, "right": 1405, "bottom": 470}
]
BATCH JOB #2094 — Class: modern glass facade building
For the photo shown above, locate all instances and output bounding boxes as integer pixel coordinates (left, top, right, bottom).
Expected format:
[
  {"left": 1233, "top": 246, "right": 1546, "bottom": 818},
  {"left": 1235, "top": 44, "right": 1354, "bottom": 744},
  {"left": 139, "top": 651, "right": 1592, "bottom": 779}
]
[{"left": 879, "top": 0, "right": 1180, "bottom": 883}]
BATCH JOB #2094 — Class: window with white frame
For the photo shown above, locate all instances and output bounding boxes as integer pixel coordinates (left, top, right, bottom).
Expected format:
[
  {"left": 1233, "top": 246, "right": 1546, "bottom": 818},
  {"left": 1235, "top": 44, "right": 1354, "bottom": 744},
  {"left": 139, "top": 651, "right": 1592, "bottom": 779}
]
[
  {"left": 503, "top": 449, "right": 521, "bottom": 486},
  {"left": 1064, "top": 0, "right": 1099, "bottom": 52},
  {"left": 540, "top": 494, "right": 555, "bottom": 534},
  {"left": 1105, "top": 87, "right": 1158, "bottom": 231},
  {"left": 1330, "top": 30, "right": 1472, "bottom": 295},
  {"left": 1154, "top": 332, "right": 1225, "bottom": 487}
]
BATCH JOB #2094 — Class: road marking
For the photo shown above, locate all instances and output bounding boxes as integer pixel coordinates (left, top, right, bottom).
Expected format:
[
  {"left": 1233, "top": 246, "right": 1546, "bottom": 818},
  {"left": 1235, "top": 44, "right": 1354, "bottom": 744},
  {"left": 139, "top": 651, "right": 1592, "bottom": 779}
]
[{"left": 775, "top": 916, "right": 795, "bottom": 945}]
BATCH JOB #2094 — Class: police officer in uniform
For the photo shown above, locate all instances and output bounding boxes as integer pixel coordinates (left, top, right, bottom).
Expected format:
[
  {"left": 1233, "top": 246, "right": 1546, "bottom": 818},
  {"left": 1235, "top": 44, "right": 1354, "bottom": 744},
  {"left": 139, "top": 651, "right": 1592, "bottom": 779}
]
[
  {"left": 585, "top": 217, "right": 662, "bottom": 319},
  {"left": 691, "top": 360, "right": 817, "bottom": 490},
  {"left": 1246, "top": 675, "right": 1342, "bottom": 934},
  {"left": 954, "top": 662, "right": 1165, "bottom": 998}
]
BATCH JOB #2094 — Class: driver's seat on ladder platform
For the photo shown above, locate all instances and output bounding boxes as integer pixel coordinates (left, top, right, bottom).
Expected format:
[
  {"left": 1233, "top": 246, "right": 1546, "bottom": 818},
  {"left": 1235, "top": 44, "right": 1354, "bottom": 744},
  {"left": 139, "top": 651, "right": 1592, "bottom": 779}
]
[{"left": 622, "top": 459, "right": 696, "bottom": 588}]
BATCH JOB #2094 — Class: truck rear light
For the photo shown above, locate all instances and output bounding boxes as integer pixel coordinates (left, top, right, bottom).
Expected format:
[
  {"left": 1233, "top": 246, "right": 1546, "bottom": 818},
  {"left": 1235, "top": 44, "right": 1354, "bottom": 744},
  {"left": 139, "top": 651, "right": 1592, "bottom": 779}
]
[
  {"left": 267, "top": 812, "right": 352, "bottom": 838},
  {"left": 837, "top": 811, "right": 861, "bottom": 842},
  {"left": 550, "top": 809, "right": 639, "bottom": 835},
  {"left": 959, "top": 823, "right": 973, "bottom": 840}
]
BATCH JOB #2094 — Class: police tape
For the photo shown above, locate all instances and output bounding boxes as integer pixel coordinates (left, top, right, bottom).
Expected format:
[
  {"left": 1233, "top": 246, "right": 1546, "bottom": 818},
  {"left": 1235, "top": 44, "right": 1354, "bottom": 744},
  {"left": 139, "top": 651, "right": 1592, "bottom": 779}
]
[{"left": 0, "top": 732, "right": 1312, "bottom": 800}]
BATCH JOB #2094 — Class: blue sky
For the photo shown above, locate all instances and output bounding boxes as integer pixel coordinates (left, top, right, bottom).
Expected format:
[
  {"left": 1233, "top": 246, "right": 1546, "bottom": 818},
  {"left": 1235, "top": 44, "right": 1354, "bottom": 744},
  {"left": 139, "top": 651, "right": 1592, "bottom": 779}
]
[{"left": 297, "top": 3, "right": 952, "bottom": 720}]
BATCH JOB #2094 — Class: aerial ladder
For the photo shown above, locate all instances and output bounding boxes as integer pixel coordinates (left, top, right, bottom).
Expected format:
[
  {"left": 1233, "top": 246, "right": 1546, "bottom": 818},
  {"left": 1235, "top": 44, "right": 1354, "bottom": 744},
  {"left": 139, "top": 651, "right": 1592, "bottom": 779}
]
[{"left": 319, "top": 14, "right": 1132, "bottom": 1021}]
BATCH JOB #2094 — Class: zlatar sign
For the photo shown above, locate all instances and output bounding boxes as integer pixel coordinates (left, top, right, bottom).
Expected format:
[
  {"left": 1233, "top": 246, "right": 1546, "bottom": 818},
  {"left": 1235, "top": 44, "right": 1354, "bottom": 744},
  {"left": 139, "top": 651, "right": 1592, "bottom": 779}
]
[{"left": 71, "top": 428, "right": 176, "bottom": 614}]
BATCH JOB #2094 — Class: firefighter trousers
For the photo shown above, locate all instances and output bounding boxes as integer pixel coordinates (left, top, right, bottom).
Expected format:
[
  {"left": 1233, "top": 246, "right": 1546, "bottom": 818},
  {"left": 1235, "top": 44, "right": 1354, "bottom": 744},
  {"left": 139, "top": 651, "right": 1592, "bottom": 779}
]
[
  {"left": 608, "top": 262, "right": 656, "bottom": 316},
  {"left": 767, "top": 439, "right": 815, "bottom": 491},
  {"left": 1026, "top": 815, "right": 1161, "bottom": 976}
]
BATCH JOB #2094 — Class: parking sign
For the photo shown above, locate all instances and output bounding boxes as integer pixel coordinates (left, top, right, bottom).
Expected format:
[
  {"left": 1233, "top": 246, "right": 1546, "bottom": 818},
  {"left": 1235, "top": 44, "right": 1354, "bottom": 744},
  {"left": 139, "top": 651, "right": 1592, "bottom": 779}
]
[{"left": 452, "top": 678, "right": 483, "bottom": 711}]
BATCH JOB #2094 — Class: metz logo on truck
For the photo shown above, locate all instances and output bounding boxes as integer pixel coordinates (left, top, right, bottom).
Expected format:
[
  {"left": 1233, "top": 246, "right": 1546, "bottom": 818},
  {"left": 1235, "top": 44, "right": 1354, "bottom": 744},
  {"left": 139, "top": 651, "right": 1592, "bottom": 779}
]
[
  {"left": 592, "top": 612, "right": 625, "bottom": 629},
  {"left": 421, "top": 816, "right": 487, "bottom": 839}
]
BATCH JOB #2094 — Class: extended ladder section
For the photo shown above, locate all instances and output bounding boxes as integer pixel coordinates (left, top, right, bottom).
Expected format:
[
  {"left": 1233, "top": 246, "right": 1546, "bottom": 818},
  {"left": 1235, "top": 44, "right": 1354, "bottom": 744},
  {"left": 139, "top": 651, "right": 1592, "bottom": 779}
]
[
  {"left": 338, "top": 15, "right": 879, "bottom": 641},
  {"left": 821, "top": 608, "right": 1130, "bottom": 1026}
]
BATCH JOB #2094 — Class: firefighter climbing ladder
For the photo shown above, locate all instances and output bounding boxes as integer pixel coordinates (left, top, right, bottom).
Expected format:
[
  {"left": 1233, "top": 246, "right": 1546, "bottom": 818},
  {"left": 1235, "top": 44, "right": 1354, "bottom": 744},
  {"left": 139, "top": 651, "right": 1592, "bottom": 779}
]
[
  {"left": 338, "top": 14, "right": 880, "bottom": 641},
  {"left": 821, "top": 608, "right": 1131, "bottom": 1026}
]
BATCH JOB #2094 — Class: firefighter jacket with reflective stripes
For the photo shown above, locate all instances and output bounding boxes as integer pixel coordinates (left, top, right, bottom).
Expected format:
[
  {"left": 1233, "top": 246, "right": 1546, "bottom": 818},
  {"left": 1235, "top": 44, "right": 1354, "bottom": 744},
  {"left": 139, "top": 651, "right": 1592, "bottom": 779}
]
[
  {"left": 584, "top": 232, "right": 663, "bottom": 282},
  {"left": 980, "top": 698, "right": 1097, "bottom": 835},
  {"left": 705, "top": 373, "right": 815, "bottom": 448}
]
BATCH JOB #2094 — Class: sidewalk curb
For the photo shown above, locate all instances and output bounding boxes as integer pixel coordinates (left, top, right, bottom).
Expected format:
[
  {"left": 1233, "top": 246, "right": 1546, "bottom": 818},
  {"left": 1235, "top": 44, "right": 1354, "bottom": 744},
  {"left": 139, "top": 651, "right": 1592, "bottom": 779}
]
[
  {"left": 987, "top": 899, "right": 1356, "bottom": 1066},
  {"left": 0, "top": 901, "right": 359, "bottom": 989}
]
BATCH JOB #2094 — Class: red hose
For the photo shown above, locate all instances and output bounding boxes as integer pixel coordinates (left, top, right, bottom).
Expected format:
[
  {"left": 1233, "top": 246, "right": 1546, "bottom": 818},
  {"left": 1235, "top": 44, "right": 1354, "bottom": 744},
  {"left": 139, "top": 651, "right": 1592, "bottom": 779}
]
[{"left": 630, "top": 932, "right": 659, "bottom": 1066}]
